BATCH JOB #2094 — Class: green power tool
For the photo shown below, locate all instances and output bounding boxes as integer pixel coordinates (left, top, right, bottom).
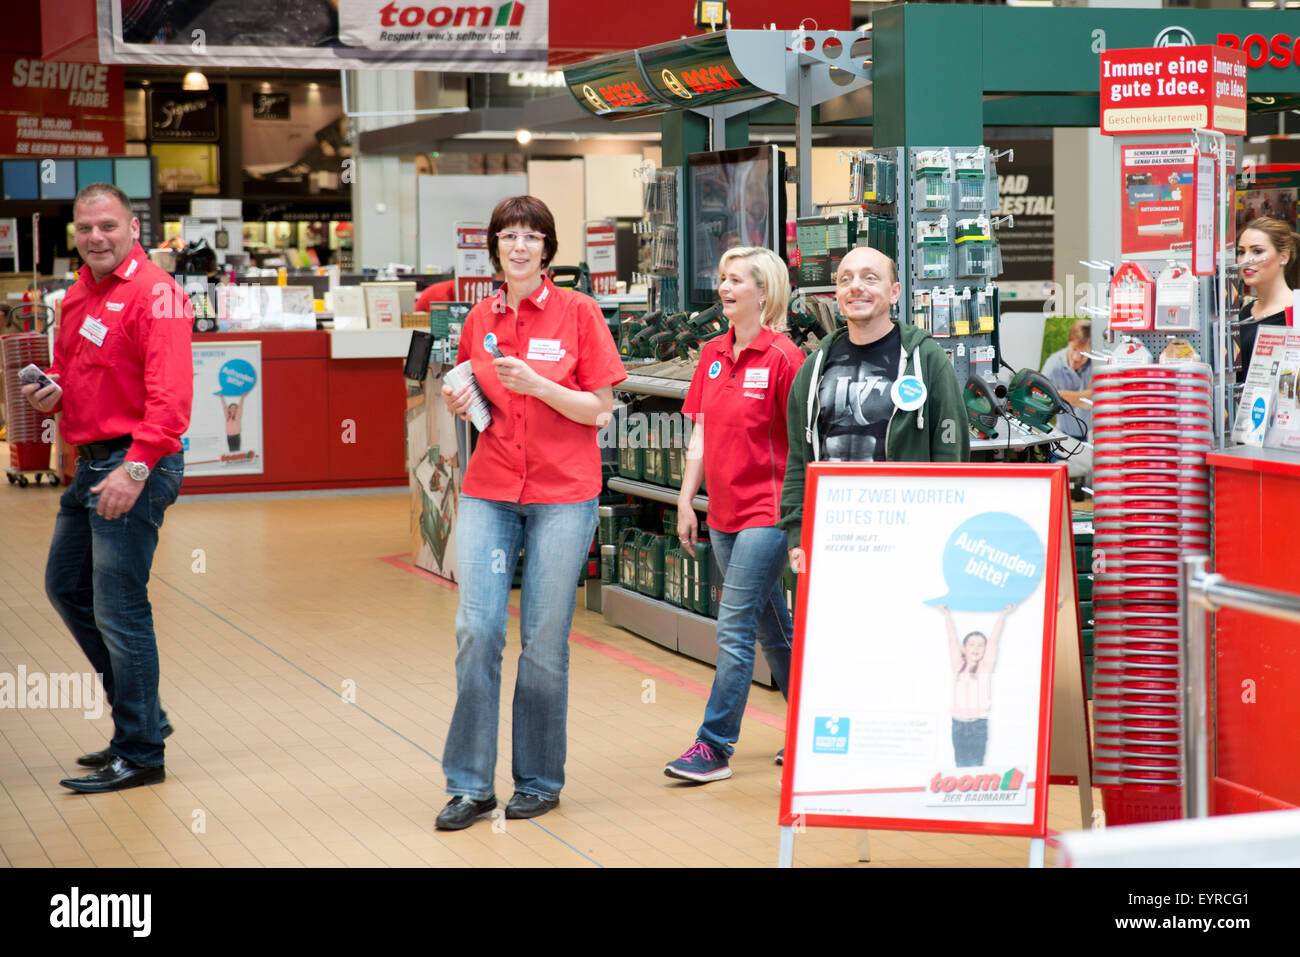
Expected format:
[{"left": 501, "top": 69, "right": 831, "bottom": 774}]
[
  {"left": 964, "top": 375, "right": 1005, "bottom": 440},
  {"left": 1005, "top": 369, "right": 1067, "bottom": 433}
]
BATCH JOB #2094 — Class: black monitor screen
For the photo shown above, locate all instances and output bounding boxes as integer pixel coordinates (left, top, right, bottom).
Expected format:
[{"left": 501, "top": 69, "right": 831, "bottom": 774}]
[{"left": 687, "top": 145, "right": 784, "bottom": 308}]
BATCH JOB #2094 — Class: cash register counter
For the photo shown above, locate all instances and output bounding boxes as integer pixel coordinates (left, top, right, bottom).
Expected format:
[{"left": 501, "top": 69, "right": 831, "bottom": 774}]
[
  {"left": 181, "top": 330, "right": 410, "bottom": 494},
  {"left": 1206, "top": 446, "right": 1300, "bottom": 815}
]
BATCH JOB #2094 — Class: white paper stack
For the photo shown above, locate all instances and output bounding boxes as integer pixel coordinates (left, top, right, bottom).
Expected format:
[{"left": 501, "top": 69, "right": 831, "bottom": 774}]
[{"left": 442, "top": 360, "right": 492, "bottom": 431}]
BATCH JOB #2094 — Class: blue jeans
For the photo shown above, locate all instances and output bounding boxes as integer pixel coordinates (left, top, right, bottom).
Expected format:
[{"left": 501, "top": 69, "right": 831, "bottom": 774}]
[
  {"left": 45, "top": 449, "right": 184, "bottom": 768},
  {"left": 952, "top": 718, "right": 989, "bottom": 768},
  {"left": 443, "top": 494, "right": 598, "bottom": 801},
  {"left": 696, "top": 524, "right": 793, "bottom": 757}
]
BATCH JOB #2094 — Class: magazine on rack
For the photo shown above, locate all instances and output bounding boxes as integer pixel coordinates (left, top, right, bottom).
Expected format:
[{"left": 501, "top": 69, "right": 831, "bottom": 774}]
[{"left": 1232, "top": 328, "right": 1300, "bottom": 450}]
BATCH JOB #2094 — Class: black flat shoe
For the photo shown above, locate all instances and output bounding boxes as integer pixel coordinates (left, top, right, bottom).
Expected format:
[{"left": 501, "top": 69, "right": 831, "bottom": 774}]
[
  {"left": 504, "top": 792, "right": 559, "bottom": 820},
  {"left": 59, "top": 756, "right": 165, "bottom": 794},
  {"left": 435, "top": 795, "right": 497, "bottom": 830},
  {"left": 77, "top": 724, "right": 173, "bottom": 767}
]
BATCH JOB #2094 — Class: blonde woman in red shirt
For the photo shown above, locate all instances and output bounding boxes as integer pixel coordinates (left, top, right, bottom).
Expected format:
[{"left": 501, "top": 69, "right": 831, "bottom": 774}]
[{"left": 664, "top": 246, "right": 805, "bottom": 783}]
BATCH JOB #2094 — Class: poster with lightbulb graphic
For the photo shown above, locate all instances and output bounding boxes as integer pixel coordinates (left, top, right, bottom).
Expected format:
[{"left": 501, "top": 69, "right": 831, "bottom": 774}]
[{"left": 183, "top": 341, "right": 264, "bottom": 476}]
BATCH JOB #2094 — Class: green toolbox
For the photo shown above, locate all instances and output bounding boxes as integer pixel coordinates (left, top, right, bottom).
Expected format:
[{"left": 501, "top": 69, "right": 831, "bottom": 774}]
[
  {"left": 617, "top": 443, "right": 644, "bottom": 481},
  {"left": 682, "top": 545, "right": 697, "bottom": 613},
  {"left": 689, "top": 541, "right": 712, "bottom": 615},
  {"left": 617, "top": 527, "right": 641, "bottom": 588},
  {"left": 664, "top": 543, "right": 686, "bottom": 607},
  {"left": 636, "top": 531, "right": 667, "bottom": 599},
  {"left": 667, "top": 445, "right": 684, "bottom": 488},
  {"left": 598, "top": 504, "right": 642, "bottom": 547},
  {"left": 600, "top": 544, "right": 617, "bottom": 583},
  {"left": 643, "top": 446, "right": 665, "bottom": 486}
]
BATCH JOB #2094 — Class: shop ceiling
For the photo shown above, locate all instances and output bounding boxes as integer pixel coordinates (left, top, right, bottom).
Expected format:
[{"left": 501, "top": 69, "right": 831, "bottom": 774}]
[{"left": 361, "top": 5, "right": 1300, "bottom": 159}]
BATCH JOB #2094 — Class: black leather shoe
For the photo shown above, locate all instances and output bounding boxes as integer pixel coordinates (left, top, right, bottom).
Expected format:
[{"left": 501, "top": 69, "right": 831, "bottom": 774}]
[
  {"left": 504, "top": 792, "right": 559, "bottom": 820},
  {"left": 77, "top": 724, "right": 173, "bottom": 767},
  {"left": 59, "top": 756, "right": 165, "bottom": 794},
  {"left": 435, "top": 795, "right": 497, "bottom": 830}
]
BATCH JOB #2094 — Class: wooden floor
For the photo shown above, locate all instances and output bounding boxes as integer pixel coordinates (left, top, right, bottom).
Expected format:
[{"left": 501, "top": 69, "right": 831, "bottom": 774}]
[{"left": 0, "top": 467, "right": 1094, "bottom": 867}]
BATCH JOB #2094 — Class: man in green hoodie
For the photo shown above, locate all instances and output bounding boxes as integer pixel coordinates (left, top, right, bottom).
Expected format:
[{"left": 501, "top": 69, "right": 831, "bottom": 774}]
[{"left": 780, "top": 246, "right": 969, "bottom": 572}]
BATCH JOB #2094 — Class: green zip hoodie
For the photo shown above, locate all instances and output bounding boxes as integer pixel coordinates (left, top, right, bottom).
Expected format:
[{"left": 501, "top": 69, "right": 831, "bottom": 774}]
[{"left": 778, "top": 321, "right": 971, "bottom": 549}]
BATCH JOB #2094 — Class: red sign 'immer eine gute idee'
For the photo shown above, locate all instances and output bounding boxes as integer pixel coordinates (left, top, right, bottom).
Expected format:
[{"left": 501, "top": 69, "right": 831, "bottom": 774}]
[{"left": 1100, "top": 45, "right": 1247, "bottom": 137}]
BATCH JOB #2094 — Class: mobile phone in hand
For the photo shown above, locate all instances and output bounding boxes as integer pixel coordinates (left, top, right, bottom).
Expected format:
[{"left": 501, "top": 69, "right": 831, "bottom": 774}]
[{"left": 18, "top": 363, "right": 60, "bottom": 392}]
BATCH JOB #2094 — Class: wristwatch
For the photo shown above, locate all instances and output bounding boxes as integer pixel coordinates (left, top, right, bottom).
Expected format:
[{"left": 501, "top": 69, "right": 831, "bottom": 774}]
[{"left": 123, "top": 461, "right": 150, "bottom": 481}]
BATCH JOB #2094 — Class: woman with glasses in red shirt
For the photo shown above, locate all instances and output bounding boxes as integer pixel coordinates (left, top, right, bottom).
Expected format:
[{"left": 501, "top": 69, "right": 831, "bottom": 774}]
[{"left": 437, "top": 196, "right": 626, "bottom": 829}]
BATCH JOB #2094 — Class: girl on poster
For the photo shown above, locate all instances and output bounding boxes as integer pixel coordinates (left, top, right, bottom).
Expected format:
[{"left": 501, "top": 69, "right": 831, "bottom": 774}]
[{"left": 936, "top": 604, "right": 1016, "bottom": 768}]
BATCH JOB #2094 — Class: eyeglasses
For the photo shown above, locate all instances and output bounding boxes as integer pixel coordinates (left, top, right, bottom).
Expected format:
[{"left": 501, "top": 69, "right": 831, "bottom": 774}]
[{"left": 497, "top": 231, "right": 546, "bottom": 248}]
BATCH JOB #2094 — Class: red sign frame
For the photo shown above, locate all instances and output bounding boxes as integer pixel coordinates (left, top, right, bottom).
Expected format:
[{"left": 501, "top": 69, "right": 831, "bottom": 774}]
[{"left": 777, "top": 462, "right": 1080, "bottom": 840}]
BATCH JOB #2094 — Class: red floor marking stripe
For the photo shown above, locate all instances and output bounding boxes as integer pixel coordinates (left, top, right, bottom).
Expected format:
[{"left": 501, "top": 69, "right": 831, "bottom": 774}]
[
  {"left": 379, "top": 553, "right": 786, "bottom": 732},
  {"left": 380, "top": 553, "right": 457, "bottom": 590}
]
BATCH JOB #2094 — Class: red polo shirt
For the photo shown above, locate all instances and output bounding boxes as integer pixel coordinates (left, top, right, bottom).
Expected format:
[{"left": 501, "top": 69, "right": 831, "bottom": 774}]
[
  {"left": 456, "top": 277, "right": 625, "bottom": 504},
  {"left": 47, "top": 244, "right": 194, "bottom": 469},
  {"left": 416, "top": 279, "right": 457, "bottom": 312},
  {"left": 683, "top": 325, "right": 804, "bottom": 532}
]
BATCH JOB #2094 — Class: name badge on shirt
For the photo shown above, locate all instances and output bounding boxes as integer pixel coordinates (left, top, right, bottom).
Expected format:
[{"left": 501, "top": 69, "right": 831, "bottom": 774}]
[
  {"left": 526, "top": 338, "right": 565, "bottom": 361},
  {"left": 80, "top": 316, "right": 108, "bottom": 347},
  {"left": 743, "top": 368, "right": 770, "bottom": 389}
]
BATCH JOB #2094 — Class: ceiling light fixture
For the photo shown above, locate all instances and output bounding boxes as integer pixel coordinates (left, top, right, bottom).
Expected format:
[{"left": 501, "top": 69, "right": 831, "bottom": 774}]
[
  {"left": 182, "top": 71, "right": 208, "bottom": 91},
  {"left": 515, "top": 129, "right": 533, "bottom": 145}
]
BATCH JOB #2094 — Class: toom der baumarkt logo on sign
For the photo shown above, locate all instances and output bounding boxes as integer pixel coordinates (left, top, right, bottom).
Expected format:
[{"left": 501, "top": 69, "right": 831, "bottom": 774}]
[
  {"left": 339, "top": 0, "right": 547, "bottom": 69},
  {"left": 1100, "top": 44, "right": 1247, "bottom": 137}
]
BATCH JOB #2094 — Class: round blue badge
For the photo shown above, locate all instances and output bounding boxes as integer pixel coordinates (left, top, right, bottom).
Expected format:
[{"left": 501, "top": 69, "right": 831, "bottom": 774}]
[
  {"left": 891, "top": 375, "right": 926, "bottom": 411},
  {"left": 483, "top": 332, "right": 504, "bottom": 358},
  {"left": 1251, "top": 396, "right": 1267, "bottom": 429},
  {"left": 708, "top": 360, "right": 722, "bottom": 379}
]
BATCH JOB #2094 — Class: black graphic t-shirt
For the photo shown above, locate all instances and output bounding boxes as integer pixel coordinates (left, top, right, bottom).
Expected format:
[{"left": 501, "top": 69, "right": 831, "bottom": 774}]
[{"left": 818, "top": 326, "right": 901, "bottom": 462}]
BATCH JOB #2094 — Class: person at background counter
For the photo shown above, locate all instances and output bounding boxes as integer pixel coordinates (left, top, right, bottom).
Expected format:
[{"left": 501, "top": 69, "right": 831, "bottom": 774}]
[
  {"left": 664, "top": 247, "right": 805, "bottom": 783},
  {"left": 436, "top": 195, "right": 626, "bottom": 830},
  {"left": 780, "top": 246, "right": 969, "bottom": 573},
  {"left": 1040, "top": 319, "right": 1093, "bottom": 482},
  {"left": 415, "top": 278, "right": 457, "bottom": 311},
  {"left": 1236, "top": 217, "right": 1299, "bottom": 381}
]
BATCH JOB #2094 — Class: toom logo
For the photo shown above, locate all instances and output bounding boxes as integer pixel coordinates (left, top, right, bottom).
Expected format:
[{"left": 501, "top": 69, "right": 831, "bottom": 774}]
[
  {"left": 926, "top": 768, "right": 1028, "bottom": 806},
  {"left": 378, "top": 1, "right": 526, "bottom": 28},
  {"left": 1216, "top": 33, "right": 1300, "bottom": 70}
]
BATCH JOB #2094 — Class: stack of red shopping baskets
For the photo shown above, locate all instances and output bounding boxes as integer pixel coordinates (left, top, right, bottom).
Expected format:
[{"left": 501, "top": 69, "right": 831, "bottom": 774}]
[
  {"left": 1, "top": 329, "right": 53, "bottom": 477},
  {"left": 1090, "top": 361, "right": 1213, "bottom": 825}
]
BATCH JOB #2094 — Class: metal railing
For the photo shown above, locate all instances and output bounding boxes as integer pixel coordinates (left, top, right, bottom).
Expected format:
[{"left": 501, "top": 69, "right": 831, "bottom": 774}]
[{"left": 1180, "top": 556, "right": 1300, "bottom": 820}]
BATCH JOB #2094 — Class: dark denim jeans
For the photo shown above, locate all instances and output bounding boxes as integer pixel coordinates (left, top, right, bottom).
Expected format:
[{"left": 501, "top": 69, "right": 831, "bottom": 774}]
[
  {"left": 695, "top": 525, "right": 793, "bottom": 758},
  {"left": 45, "top": 449, "right": 183, "bottom": 768},
  {"left": 952, "top": 717, "right": 989, "bottom": 768},
  {"left": 443, "top": 494, "right": 598, "bottom": 801}
]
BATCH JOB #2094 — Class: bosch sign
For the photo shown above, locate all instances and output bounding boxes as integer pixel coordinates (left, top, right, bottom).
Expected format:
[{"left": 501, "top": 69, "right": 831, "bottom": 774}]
[
  {"left": 599, "top": 82, "right": 652, "bottom": 107},
  {"left": 1216, "top": 33, "right": 1300, "bottom": 70},
  {"left": 673, "top": 64, "right": 744, "bottom": 96}
]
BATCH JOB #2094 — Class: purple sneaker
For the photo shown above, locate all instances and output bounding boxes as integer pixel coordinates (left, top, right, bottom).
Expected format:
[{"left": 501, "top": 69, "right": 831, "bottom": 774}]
[{"left": 664, "top": 742, "right": 732, "bottom": 782}]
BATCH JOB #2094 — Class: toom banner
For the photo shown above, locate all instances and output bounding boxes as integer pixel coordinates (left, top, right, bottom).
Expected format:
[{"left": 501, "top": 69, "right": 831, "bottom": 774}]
[
  {"left": 1101, "top": 44, "right": 1247, "bottom": 136},
  {"left": 96, "top": 0, "right": 548, "bottom": 72}
]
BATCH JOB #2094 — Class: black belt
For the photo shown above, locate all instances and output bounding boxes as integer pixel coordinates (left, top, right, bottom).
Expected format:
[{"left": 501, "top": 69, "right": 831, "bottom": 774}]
[{"left": 76, "top": 435, "right": 133, "bottom": 461}]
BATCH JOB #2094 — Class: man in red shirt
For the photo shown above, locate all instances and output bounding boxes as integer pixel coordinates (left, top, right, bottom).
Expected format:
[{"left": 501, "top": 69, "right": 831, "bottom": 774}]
[{"left": 23, "top": 183, "right": 193, "bottom": 794}]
